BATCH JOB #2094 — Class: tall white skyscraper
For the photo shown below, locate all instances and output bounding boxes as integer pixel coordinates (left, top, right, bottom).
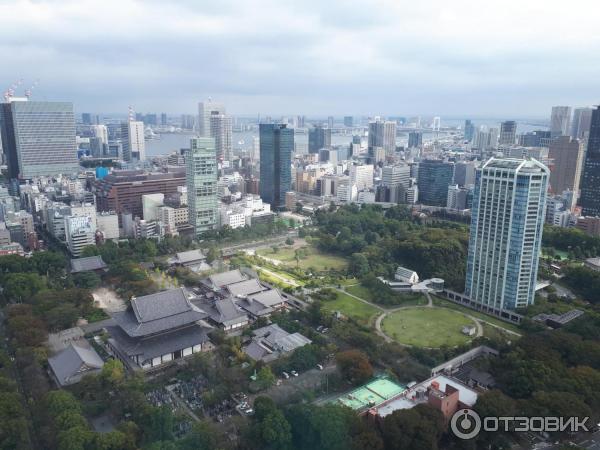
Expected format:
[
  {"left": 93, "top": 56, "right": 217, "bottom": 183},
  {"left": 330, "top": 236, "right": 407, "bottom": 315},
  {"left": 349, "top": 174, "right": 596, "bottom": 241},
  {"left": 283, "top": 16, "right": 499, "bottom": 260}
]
[
  {"left": 209, "top": 114, "right": 233, "bottom": 162},
  {"left": 349, "top": 164, "right": 374, "bottom": 190},
  {"left": 550, "top": 106, "right": 571, "bottom": 138},
  {"left": 465, "top": 158, "right": 549, "bottom": 311},
  {"left": 121, "top": 121, "right": 145, "bottom": 161},
  {"left": 91, "top": 124, "right": 108, "bottom": 144},
  {"left": 198, "top": 99, "right": 226, "bottom": 137},
  {"left": 187, "top": 137, "right": 218, "bottom": 236},
  {"left": 368, "top": 119, "right": 396, "bottom": 157}
]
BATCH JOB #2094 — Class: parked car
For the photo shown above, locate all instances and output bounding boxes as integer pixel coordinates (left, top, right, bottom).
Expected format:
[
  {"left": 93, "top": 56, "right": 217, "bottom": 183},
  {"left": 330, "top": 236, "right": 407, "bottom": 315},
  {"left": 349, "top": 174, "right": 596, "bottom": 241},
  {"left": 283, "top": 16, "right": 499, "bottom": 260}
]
[
  {"left": 291, "top": 370, "right": 299, "bottom": 377},
  {"left": 316, "top": 364, "right": 323, "bottom": 370},
  {"left": 282, "top": 372, "right": 290, "bottom": 379}
]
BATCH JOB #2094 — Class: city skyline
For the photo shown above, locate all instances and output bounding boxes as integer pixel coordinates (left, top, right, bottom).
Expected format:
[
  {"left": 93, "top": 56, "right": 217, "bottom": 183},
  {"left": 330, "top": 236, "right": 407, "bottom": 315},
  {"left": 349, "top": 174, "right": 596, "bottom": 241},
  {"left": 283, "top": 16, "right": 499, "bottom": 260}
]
[{"left": 2, "top": 0, "right": 600, "bottom": 116}]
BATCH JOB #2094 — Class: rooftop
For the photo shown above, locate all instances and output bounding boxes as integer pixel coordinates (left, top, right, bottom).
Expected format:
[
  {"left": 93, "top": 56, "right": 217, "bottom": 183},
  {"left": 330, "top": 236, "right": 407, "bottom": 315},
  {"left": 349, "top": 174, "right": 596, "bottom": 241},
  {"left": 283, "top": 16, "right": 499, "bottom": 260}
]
[
  {"left": 171, "top": 249, "right": 206, "bottom": 265},
  {"left": 208, "top": 269, "right": 247, "bottom": 288},
  {"left": 226, "top": 278, "right": 265, "bottom": 297},
  {"left": 112, "top": 288, "right": 208, "bottom": 337},
  {"left": 331, "top": 378, "right": 406, "bottom": 412},
  {"left": 48, "top": 343, "right": 104, "bottom": 387},
  {"left": 71, "top": 255, "right": 108, "bottom": 273}
]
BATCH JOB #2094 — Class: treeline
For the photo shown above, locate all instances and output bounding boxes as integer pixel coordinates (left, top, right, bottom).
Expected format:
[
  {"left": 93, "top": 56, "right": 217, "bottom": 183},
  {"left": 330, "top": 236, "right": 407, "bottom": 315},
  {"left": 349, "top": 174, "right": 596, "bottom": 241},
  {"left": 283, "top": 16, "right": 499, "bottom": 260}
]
[
  {"left": 543, "top": 225, "right": 600, "bottom": 259},
  {"left": 203, "top": 220, "right": 290, "bottom": 244},
  {"left": 0, "top": 349, "right": 31, "bottom": 449},
  {"left": 314, "top": 204, "right": 469, "bottom": 290},
  {"left": 471, "top": 318, "right": 600, "bottom": 446}
]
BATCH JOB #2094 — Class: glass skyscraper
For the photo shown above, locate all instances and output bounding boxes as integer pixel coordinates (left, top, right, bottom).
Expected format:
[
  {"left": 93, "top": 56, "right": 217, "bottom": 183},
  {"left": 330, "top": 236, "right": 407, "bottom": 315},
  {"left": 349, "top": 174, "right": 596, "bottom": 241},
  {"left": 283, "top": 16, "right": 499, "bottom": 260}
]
[
  {"left": 416, "top": 159, "right": 455, "bottom": 206},
  {"left": 0, "top": 99, "right": 78, "bottom": 179},
  {"left": 465, "top": 158, "right": 549, "bottom": 311},
  {"left": 186, "top": 137, "right": 218, "bottom": 236},
  {"left": 579, "top": 106, "right": 600, "bottom": 216},
  {"left": 259, "top": 123, "right": 293, "bottom": 210}
]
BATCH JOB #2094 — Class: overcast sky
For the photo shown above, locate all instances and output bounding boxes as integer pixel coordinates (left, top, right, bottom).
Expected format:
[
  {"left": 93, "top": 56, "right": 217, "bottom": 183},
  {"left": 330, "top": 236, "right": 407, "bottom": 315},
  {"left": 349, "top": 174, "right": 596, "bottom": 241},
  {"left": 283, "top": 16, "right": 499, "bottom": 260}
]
[{"left": 1, "top": 0, "right": 599, "bottom": 118}]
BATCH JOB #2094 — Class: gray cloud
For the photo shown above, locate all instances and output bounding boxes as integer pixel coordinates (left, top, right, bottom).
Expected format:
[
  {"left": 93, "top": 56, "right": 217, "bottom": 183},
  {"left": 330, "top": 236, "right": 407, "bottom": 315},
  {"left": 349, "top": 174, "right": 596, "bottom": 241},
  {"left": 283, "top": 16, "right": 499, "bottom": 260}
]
[{"left": 0, "top": 0, "right": 599, "bottom": 117}]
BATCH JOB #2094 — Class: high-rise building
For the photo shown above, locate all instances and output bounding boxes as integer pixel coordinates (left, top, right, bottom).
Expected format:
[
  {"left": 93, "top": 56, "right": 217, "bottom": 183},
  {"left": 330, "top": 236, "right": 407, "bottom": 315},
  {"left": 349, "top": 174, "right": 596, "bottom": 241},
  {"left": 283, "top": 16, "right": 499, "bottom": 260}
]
[
  {"left": 187, "top": 137, "right": 218, "bottom": 236},
  {"left": 209, "top": 114, "right": 233, "bottom": 162},
  {"left": 349, "top": 164, "right": 374, "bottom": 190},
  {"left": 198, "top": 99, "right": 225, "bottom": 137},
  {"left": 121, "top": 120, "right": 145, "bottom": 161},
  {"left": 308, "top": 125, "right": 331, "bottom": 154},
  {"left": 408, "top": 132, "right": 423, "bottom": 148},
  {"left": 499, "top": 121, "right": 517, "bottom": 146},
  {"left": 381, "top": 164, "right": 410, "bottom": 188},
  {"left": 259, "top": 123, "right": 293, "bottom": 210},
  {"left": 570, "top": 107, "right": 593, "bottom": 140},
  {"left": 327, "top": 116, "right": 334, "bottom": 129},
  {"left": 344, "top": 116, "right": 353, "bottom": 127},
  {"left": 91, "top": 124, "right": 108, "bottom": 144},
  {"left": 464, "top": 120, "right": 475, "bottom": 142},
  {"left": 465, "top": 158, "right": 549, "bottom": 310},
  {"left": 518, "top": 130, "right": 552, "bottom": 147},
  {"left": 368, "top": 119, "right": 396, "bottom": 157},
  {"left": 94, "top": 168, "right": 186, "bottom": 220},
  {"left": 81, "top": 113, "right": 92, "bottom": 125},
  {"left": 416, "top": 160, "right": 454, "bottom": 206},
  {"left": 0, "top": 99, "right": 79, "bottom": 179},
  {"left": 161, "top": 113, "right": 167, "bottom": 126},
  {"left": 550, "top": 106, "right": 571, "bottom": 138},
  {"left": 548, "top": 136, "right": 584, "bottom": 197},
  {"left": 580, "top": 106, "right": 600, "bottom": 216},
  {"left": 454, "top": 161, "right": 477, "bottom": 186}
]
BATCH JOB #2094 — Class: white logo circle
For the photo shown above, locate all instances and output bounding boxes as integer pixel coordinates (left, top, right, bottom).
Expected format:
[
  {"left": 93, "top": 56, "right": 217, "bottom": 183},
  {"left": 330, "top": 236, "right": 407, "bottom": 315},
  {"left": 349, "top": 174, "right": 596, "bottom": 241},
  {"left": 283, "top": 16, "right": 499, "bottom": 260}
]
[{"left": 450, "top": 409, "right": 481, "bottom": 440}]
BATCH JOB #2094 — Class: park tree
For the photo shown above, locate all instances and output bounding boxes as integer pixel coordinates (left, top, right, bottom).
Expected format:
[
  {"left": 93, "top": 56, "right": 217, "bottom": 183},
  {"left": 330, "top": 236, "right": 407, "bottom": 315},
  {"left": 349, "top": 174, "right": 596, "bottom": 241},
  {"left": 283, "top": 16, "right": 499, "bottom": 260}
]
[
  {"left": 178, "top": 421, "right": 219, "bottom": 450},
  {"left": 73, "top": 271, "right": 101, "bottom": 289},
  {"left": 285, "top": 237, "right": 294, "bottom": 246},
  {"left": 101, "top": 359, "right": 125, "bottom": 386},
  {"left": 380, "top": 404, "right": 445, "bottom": 450},
  {"left": 2, "top": 272, "right": 46, "bottom": 303},
  {"left": 256, "top": 366, "right": 276, "bottom": 390},
  {"left": 336, "top": 350, "right": 373, "bottom": 385}
]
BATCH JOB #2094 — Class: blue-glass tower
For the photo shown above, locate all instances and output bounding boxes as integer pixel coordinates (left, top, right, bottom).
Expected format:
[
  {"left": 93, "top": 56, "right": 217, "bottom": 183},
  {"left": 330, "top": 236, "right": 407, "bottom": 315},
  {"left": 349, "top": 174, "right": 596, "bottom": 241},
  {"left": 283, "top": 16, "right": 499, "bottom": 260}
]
[{"left": 259, "top": 123, "right": 293, "bottom": 210}]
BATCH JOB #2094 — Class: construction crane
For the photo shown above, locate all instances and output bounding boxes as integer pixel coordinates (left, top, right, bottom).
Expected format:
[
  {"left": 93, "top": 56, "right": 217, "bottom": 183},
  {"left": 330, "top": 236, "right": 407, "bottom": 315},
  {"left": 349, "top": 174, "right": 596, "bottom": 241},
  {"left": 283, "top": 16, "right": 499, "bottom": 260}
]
[{"left": 24, "top": 79, "right": 39, "bottom": 98}]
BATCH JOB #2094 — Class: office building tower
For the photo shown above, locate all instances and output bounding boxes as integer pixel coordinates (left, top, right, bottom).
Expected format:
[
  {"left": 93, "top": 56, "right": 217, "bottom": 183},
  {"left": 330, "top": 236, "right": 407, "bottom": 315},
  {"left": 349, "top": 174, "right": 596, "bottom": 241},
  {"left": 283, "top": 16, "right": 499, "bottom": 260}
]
[
  {"left": 181, "top": 114, "right": 195, "bottom": 130},
  {"left": 144, "top": 114, "right": 157, "bottom": 126},
  {"left": 580, "top": 106, "right": 600, "bottom": 216},
  {"left": 465, "top": 158, "right": 549, "bottom": 310},
  {"left": 259, "top": 124, "right": 293, "bottom": 210},
  {"left": 499, "top": 121, "right": 517, "bottom": 146},
  {"left": 0, "top": 99, "right": 79, "bottom": 179},
  {"left": 408, "top": 131, "right": 423, "bottom": 148},
  {"left": 447, "top": 185, "right": 470, "bottom": 210},
  {"left": 209, "top": 114, "right": 233, "bottom": 162},
  {"left": 187, "top": 137, "right": 218, "bottom": 236},
  {"left": 550, "top": 106, "right": 571, "bottom": 138},
  {"left": 570, "top": 107, "right": 593, "bottom": 140},
  {"left": 349, "top": 164, "right": 374, "bottom": 190},
  {"left": 548, "top": 136, "right": 584, "bottom": 198},
  {"left": 94, "top": 168, "right": 186, "bottom": 220},
  {"left": 381, "top": 164, "right": 410, "bottom": 188},
  {"left": 81, "top": 113, "right": 92, "bottom": 125},
  {"left": 344, "top": 116, "right": 353, "bottom": 127},
  {"left": 368, "top": 119, "right": 396, "bottom": 157},
  {"left": 296, "top": 116, "right": 306, "bottom": 128},
  {"left": 91, "top": 125, "right": 108, "bottom": 144},
  {"left": 198, "top": 99, "right": 225, "bottom": 137},
  {"left": 308, "top": 125, "right": 331, "bottom": 154},
  {"left": 327, "top": 116, "right": 334, "bottom": 129},
  {"left": 464, "top": 120, "right": 475, "bottom": 142},
  {"left": 65, "top": 214, "right": 96, "bottom": 256},
  {"left": 161, "top": 113, "right": 167, "bottom": 126},
  {"left": 454, "top": 161, "right": 477, "bottom": 187},
  {"left": 518, "top": 130, "right": 552, "bottom": 147},
  {"left": 416, "top": 160, "right": 454, "bottom": 206},
  {"left": 121, "top": 120, "right": 145, "bottom": 161}
]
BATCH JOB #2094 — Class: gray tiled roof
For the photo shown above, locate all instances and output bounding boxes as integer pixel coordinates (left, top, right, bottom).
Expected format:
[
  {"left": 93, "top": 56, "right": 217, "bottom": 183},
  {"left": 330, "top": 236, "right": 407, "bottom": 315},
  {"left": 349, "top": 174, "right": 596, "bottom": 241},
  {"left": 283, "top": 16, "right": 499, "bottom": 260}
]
[
  {"left": 107, "top": 324, "right": 210, "bottom": 364},
  {"left": 244, "top": 324, "right": 311, "bottom": 361},
  {"left": 249, "top": 289, "right": 285, "bottom": 308},
  {"left": 48, "top": 343, "right": 104, "bottom": 386},
  {"left": 70, "top": 256, "right": 107, "bottom": 273},
  {"left": 173, "top": 249, "right": 206, "bottom": 264},
  {"left": 208, "top": 269, "right": 247, "bottom": 288},
  {"left": 112, "top": 288, "right": 208, "bottom": 337},
  {"left": 235, "top": 297, "right": 274, "bottom": 317},
  {"left": 226, "top": 279, "right": 265, "bottom": 297}
]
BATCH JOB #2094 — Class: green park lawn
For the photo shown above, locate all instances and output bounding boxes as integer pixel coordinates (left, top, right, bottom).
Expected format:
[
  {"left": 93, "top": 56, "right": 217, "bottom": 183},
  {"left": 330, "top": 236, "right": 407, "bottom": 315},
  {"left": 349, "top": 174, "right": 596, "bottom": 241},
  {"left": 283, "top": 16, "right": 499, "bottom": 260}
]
[
  {"left": 257, "top": 245, "right": 347, "bottom": 272},
  {"left": 432, "top": 297, "right": 522, "bottom": 334},
  {"left": 382, "top": 307, "right": 476, "bottom": 348},
  {"left": 346, "top": 285, "right": 428, "bottom": 307},
  {"left": 321, "top": 292, "right": 379, "bottom": 326}
]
